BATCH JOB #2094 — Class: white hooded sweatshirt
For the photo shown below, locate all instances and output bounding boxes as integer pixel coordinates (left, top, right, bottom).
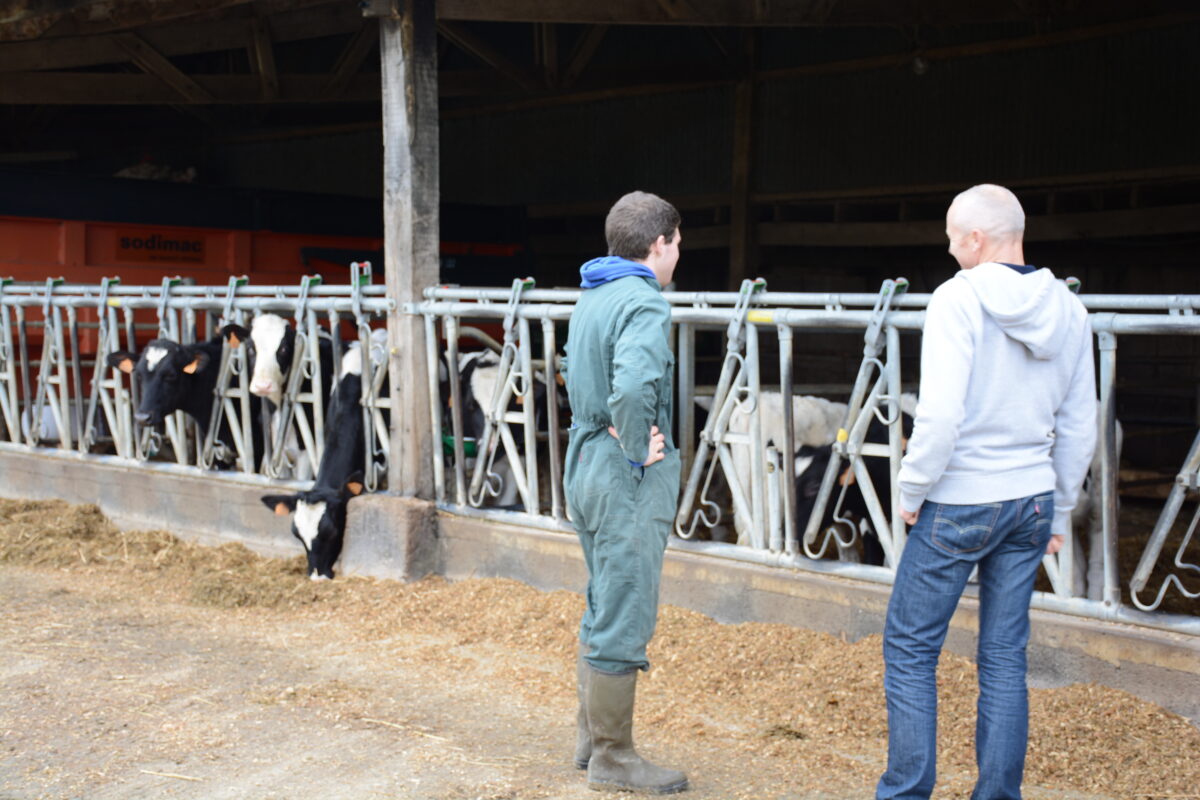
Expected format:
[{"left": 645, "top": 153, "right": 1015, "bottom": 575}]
[{"left": 897, "top": 262, "right": 1096, "bottom": 537}]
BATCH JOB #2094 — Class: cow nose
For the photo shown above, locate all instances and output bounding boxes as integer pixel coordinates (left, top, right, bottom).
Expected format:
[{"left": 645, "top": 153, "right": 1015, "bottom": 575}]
[
  {"left": 134, "top": 411, "right": 151, "bottom": 424},
  {"left": 251, "top": 379, "right": 274, "bottom": 396}
]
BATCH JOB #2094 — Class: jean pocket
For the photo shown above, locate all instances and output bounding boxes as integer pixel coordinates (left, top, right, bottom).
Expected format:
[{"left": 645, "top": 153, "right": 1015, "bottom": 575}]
[
  {"left": 931, "top": 503, "right": 1003, "bottom": 554},
  {"left": 1031, "top": 493, "right": 1054, "bottom": 547}
]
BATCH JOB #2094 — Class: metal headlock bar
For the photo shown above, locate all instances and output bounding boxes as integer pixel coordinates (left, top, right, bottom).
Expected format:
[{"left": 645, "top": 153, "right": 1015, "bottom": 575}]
[
  {"left": 465, "top": 276, "right": 539, "bottom": 511},
  {"left": 202, "top": 276, "right": 255, "bottom": 472},
  {"left": 0, "top": 279, "right": 19, "bottom": 445},
  {"left": 261, "top": 274, "right": 326, "bottom": 480},
  {"left": 674, "top": 278, "right": 767, "bottom": 543},
  {"left": 30, "top": 278, "right": 69, "bottom": 450},
  {"left": 350, "top": 262, "right": 391, "bottom": 492},
  {"left": 1130, "top": 427, "right": 1200, "bottom": 611},
  {"left": 803, "top": 278, "right": 909, "bottom": 567}
]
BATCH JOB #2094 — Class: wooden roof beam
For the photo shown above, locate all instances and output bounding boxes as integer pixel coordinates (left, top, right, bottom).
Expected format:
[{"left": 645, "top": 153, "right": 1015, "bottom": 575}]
[
  {"left": 323, "top": 18, "right": 378, "bottom": 98},
  {"left": 0, "top": 2, "right": 363, "bottom": 73},
  {"left": 247, "top": 16, "right": 279, "bottom": 100},
  {"left": 0, "top": 72, "right": 379, "bottom": 103},
  {"left": 436, "top": 20, "right": 540, "bottom": 93},
  {"left": 112, "top": 31, "right": 215, "bottom": 104},
  {"left": 560, "top": 23, "right": 606, "bottom": 88},
  {"left": 435, "top": 0, "right": 1195, "bottom": 27},
  {"left": 0, "top": 0, "right": 343, "bottom": 42}
]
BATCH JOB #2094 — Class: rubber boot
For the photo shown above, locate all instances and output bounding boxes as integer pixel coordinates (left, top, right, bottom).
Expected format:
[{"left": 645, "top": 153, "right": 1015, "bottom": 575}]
[
  {"left": 586, "top": 667, "right": 688, "bottom": 795},
  {"left": 574, "top": 648, "right": 591, "bottom": 770}
]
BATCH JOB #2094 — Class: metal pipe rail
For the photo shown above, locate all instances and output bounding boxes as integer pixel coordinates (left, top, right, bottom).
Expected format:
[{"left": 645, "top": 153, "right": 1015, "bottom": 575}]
[
  {"left": 1, "top": 284, "right": 391, "bottom": 298},
  {"left": 0, "top": 276, "right": 393, "bottom": 492},
  {"left": 423, "top": 285, "right": 1200, "bottom": 313},
  {"left": 0, "top": 295, "right": 394, "bottom": 314},
  {"left": 413, "top": 280, "right": 1200, "bottom": 636}
]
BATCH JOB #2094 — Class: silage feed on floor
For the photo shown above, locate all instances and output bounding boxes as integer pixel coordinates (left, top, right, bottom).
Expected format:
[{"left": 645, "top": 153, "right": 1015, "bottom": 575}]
[{"left": 1, "top": 496, "right": 1197, "bottom": 798}]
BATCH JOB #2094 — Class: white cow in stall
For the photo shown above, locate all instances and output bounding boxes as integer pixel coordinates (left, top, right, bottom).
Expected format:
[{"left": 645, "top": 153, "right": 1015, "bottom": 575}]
[
  {"left": 699, "top": 390, "right": 917, "bottom": 548},
  {"left": 695, "top": 392, "right": 846, "bottom": 546}
]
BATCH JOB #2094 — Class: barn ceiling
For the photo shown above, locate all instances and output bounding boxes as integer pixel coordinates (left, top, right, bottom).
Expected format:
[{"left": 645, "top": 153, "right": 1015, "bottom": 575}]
[{"left": 0, "top": 0, "right": 1195, "bottom": 197}]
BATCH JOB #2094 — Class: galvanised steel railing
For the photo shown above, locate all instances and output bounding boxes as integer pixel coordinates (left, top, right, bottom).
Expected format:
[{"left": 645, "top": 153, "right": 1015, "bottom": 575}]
[
  {"left": 411, "top": 279, "right": 1200, "bottom": 636},
  {"left": 0, "top": 273, "right": 1195, "bottom": 634},
  {"left": 0, "top": 270, "right": 393, "bottom": 491}
]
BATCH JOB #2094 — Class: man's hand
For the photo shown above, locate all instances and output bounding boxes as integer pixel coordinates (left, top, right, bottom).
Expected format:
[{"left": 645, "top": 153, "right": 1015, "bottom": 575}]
[
  {"left": 1046, "top": 534, "right": 1064, "bottom": 555},
  {"left": 899, "top": 508, "right": 919, "bottom": 526},
  {"left": 608, "top": 424, "right": 666, "bottom": 466}
]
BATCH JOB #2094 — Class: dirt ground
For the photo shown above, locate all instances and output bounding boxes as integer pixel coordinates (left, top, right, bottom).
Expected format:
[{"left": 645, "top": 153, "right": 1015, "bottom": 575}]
[{"left": 1, "top": 499, "right": 1199, "bottom": 800}]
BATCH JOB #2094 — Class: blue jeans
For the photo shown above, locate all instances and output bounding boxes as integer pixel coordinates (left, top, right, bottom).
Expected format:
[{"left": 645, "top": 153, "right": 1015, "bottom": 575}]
[{"left": 877, "top": 492, "right": 1053, "bottom": 800}]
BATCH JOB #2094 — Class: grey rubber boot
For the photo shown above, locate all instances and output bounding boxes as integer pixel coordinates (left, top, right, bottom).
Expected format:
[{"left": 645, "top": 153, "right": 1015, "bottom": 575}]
[
  {"left": 574, "top": 648, "right": 591, "bottom": 769},
  {"left": 585, "top": 667, "right": 688, "bottom": 795}
]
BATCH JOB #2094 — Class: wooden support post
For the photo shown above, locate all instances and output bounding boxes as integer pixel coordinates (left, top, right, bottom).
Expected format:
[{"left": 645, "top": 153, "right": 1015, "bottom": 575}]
[
  {"left": 377, "top": 0, "right": 438, "bottom": 499},
  {"left": 728, "top": 31, "right": 756, "bottom": 290}
]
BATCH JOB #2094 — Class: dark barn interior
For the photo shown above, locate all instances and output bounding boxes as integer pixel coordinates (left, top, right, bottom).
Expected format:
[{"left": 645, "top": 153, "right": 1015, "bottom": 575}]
[{"left": 1, "top": 0, "right": 1198, "bottom": 471}]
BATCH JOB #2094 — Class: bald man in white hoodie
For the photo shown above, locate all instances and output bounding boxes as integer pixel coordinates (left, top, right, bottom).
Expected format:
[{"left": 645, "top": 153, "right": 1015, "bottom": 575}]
[{"left": 876, "top": 185, "right": 1096, "bottom": 800}]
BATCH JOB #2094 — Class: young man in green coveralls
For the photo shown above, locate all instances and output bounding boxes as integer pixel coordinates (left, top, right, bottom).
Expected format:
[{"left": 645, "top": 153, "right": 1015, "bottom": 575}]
[{"left": 563, "top": 191, "right": 687, "bottom": 795}]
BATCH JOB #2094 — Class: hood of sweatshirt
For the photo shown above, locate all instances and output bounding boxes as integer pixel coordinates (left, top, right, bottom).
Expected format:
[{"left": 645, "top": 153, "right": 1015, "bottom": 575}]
[
  {"left": 579, "top": 255, "right": 657, "bottom": 289},
  {"left": 956, "top": 261, "right": 1081, "bottom": 360}
]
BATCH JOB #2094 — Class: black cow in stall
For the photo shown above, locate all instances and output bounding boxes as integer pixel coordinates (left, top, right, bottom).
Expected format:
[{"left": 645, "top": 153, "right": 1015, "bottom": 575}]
[
  {"left": 221, "top": 314, "right": 336, "bottom": 479},
  {"left": 260, "top": 331, "right": 386, "bottom": 580},
  {"left": 106, "top": 335, "right": 262, "bottom": 466},
  {"left": 794, "top": 412, "right": 914, "bottom": 566}
]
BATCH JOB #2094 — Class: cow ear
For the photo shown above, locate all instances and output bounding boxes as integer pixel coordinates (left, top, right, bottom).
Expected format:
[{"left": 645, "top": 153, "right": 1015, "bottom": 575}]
[
  {"left": 182, "top": 350, "right": 210, "bottom": 375},
  {"left": 261, "top": 494, "right": 297, "bottom": 515},
  {"left": 343, "top": 471, "right": 365, "bottom": 497},
  {"left": 107, "top": 351, "right": 136, "bottom": 374},
  {"left": 221, "top": 324, "right": 250, "bottom": 348}
]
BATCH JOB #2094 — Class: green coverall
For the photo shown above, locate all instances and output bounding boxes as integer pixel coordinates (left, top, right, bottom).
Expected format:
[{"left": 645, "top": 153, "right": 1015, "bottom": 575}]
[{"left": 563, "top": 275, "right": 680, "bottom": 675}]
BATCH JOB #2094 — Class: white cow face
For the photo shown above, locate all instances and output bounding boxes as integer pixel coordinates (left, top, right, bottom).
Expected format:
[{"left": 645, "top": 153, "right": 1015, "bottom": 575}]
[{"left": 246, "top": 314, "right": 294, "bottom": 406}]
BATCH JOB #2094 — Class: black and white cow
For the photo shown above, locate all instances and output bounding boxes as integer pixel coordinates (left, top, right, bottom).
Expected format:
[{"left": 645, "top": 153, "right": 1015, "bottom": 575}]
[
  {"left": 442, "top": 349, "right": 567, "bottom": 509},
  {"left": 260, "top": 330, "right": 387, "bottom": 580},
  {"left": 697, "top": 391, "right": 914, "bottom": 558},
  {"left": 793, "top": 411, "right": 914, "bottom": 566},
  {"left": 221, "top": 314, "right": 336, "bottom": 478},
  {"left": 708, "top": 392, "right": 847, "bottom": 546},
  {"left": 106, "top": 335, "right": 264, "bottom": 467}
]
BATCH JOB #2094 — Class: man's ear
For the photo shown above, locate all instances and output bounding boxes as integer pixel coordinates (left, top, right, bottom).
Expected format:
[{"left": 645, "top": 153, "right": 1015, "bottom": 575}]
[
  {"left": 261, "top": 494, "right": 298, "bottom": 516},
  {"left": 968, "top": 229, "right": 985, "bottom": 253},
  {"left": 181, "top": 349, "right": 210, "bottom": 375},
  {"left": 650, "top": 233, "right": 666, "bottom": 258},
  {"left": 221, "top": 324, "right": 250, "bottom": 348},
  {"left": 106, "top": 351, "right": 136, "bottom": 374}
]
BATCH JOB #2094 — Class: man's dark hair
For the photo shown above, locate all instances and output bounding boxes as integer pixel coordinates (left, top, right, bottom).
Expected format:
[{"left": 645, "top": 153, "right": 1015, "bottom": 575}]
[{"left": 605, "top": 191, "right": 680, "bottom": 260}]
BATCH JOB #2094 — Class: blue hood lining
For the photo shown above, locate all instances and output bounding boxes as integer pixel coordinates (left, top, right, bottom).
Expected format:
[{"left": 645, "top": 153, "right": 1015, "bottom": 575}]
[{"left": 579, "top": 256, "right": 656, "bottom": 289}]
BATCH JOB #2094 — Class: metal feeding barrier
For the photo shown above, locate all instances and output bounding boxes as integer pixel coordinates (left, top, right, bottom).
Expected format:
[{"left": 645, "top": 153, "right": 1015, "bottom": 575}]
[
  {"left": 0, "top": 272, "right": 1197, "bottom": 634},
  {"left": 0, "top": 270, "right": 394, "bottom": 490},
  {"left": 412, "top": 279, "right": 1200, "bottom": 636}
]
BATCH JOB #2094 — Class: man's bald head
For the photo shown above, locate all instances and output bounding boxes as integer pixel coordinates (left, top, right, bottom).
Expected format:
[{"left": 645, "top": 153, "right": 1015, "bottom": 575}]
[
  {"left": 945, "top": 184, "right": 1027, "bottom": 269},
  {"left": 947, "top": 184, "right": 1025, "bottom": 242}
]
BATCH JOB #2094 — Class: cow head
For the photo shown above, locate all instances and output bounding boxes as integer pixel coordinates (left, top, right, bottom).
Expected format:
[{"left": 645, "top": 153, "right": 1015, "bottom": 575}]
[
  {"left": 261, "top": 472, "right": 364, "bottom": 580},
  {"left": 106, "top": 339, "right": 211, "bottom": 427},
  {"left": 222, "top": 314, "right": 294, "bottom": 407}
]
